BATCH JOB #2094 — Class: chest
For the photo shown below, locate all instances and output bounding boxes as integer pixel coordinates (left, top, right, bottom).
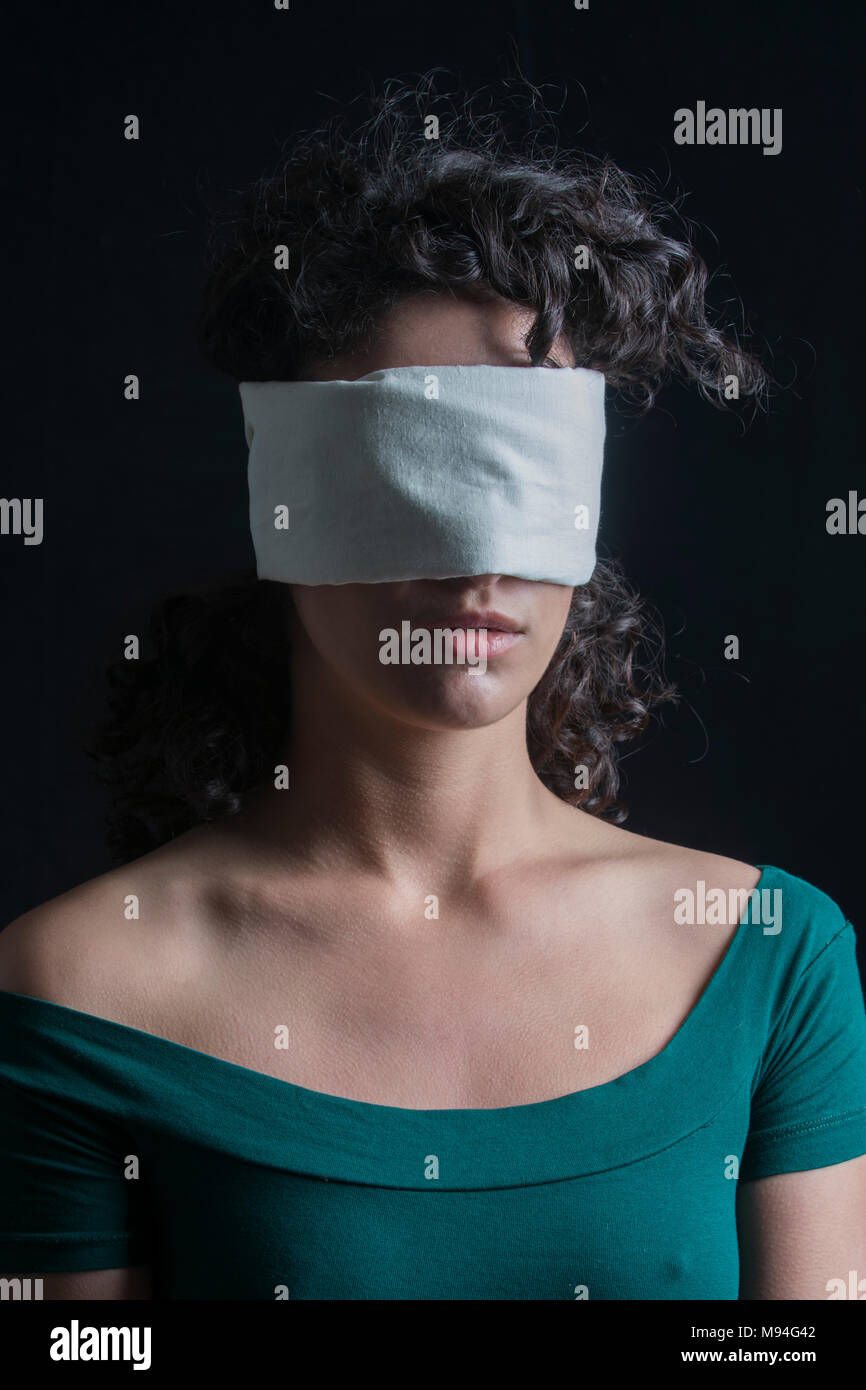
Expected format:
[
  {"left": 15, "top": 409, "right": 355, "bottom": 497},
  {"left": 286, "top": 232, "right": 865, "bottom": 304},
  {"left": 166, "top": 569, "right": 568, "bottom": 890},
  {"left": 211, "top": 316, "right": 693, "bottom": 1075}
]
[
  {"left": 146, "top": 1127, "right": 743, "bottom": 1300},
  {"left": 172, "top": 905, "right": 734, "bottom": 1108}
]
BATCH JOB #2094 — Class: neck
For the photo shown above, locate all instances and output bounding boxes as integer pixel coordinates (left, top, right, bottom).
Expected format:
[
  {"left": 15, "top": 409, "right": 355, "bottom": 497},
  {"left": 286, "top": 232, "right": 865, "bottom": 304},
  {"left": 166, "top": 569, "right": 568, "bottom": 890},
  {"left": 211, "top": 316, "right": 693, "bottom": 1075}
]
[{"left": 236, "top": 641, "right": 582, "bottom": 893}]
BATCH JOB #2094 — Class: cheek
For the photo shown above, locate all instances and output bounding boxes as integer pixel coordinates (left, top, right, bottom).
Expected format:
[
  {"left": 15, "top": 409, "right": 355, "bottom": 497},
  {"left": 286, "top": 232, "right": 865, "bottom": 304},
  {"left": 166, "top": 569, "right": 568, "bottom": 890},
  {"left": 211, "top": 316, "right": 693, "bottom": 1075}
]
[
  {"left": 290, "top": 588, "right": 383, "bottom": 679},
  {"left": 530, "top": 585, "right": 574, "bottom": 652}
]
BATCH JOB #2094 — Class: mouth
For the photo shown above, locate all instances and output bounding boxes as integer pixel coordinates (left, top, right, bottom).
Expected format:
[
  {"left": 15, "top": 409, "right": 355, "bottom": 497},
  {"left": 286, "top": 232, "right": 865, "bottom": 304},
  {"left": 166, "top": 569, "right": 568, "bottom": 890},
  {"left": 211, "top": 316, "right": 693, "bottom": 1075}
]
[
  {"left": 413, "top": 609, "right": 524, "bottom": 634},
  {"left": 409, "top": 609, "right": 524, "bottom": 661}
]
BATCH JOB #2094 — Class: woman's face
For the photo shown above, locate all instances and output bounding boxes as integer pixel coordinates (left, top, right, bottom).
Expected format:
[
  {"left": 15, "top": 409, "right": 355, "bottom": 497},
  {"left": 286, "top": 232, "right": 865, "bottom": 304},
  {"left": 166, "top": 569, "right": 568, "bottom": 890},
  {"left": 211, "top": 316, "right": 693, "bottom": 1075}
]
[{"left": 289, "top": 293, "right": 576, "bottom": 731}]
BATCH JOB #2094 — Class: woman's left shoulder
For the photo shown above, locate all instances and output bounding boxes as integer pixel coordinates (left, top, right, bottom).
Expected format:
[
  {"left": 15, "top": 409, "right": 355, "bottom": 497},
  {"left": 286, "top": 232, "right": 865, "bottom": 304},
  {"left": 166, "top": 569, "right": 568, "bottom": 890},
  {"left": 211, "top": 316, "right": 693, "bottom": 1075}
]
[
  {"left": 595, "top": 826, "right": 762, "bottom": 904},
  {"left": 639, "top": 837, "right": 854, "bottom": 963},
  {"left": 603, "top": 824, "right": 852, "bottom": 940}
]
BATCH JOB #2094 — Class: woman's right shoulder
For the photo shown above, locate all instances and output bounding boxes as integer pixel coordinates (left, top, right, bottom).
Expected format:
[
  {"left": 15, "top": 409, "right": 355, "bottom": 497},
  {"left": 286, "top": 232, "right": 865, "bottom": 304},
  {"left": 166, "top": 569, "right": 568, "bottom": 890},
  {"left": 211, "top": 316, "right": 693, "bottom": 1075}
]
[{"left": 0, "top": 835, "right": 217, "bottom": 1021}]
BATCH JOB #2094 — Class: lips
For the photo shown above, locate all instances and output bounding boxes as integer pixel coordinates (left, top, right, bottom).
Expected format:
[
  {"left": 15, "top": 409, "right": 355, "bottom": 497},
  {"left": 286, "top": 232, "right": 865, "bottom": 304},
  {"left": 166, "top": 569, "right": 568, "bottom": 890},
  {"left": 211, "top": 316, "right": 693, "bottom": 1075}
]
[
  {"left": 412, "top": 609, "right": 523, "bottom": 633},
  {"left": 405, "top": 609, "right": 524, "bottom": 663}
]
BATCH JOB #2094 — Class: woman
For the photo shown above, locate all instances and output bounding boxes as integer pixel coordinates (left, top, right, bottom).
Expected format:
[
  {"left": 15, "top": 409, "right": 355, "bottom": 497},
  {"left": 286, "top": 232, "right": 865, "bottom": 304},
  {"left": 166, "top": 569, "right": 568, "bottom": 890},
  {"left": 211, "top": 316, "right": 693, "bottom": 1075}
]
[{"left": 1, "top": 78, "right": 865, "bottom": 1301}]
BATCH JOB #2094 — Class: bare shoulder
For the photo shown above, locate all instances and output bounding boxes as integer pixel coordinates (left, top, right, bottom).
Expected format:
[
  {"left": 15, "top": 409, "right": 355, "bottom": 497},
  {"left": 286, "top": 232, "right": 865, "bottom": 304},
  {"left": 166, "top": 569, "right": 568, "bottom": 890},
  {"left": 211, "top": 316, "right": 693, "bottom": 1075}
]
[
  {"left": 0, "top": 828, "right": 219, "bottom": 1025},
  {"left": 578, "top": 810, "right": 760, "bottom": 888},
  {"left": 573, "top": 814, "right": 762, "bottom": 958},
  {"left": 642, "top": 837, "right": 763, "bottom": 945},
  {"left": 629, "top": 832, "right": 760, "bottom": 897}
]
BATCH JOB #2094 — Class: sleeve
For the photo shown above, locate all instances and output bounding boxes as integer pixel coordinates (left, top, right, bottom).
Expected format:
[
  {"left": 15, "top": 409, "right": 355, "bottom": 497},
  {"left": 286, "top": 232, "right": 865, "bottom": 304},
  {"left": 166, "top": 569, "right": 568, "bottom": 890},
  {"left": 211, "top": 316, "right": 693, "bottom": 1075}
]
[
  {"left": 0, "top": 1075, "right": 149, "bottom": 1273},
  {"left": 740, "top": 920, "right": 866, "bottom": 1181}
]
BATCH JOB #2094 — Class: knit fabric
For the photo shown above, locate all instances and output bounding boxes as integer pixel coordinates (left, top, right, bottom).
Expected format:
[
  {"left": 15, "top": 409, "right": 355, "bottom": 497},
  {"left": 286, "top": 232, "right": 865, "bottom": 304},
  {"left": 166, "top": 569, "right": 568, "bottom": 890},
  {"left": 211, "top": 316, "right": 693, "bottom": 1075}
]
[{"left": 1, "top": 864, "right": 864, "bottom": 1300}]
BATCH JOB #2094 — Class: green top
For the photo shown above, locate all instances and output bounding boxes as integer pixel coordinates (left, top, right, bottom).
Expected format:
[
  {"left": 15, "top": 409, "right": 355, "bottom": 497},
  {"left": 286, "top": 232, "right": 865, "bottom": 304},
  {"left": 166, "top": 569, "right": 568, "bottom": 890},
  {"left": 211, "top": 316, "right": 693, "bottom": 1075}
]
[{"left": 1, "top": 864, "right": 865, "bottom": 1300}]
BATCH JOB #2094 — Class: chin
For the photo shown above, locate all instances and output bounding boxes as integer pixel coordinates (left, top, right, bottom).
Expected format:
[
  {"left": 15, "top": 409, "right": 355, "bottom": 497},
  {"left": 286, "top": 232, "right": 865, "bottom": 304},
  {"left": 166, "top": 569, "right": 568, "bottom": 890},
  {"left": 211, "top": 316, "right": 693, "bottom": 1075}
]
[{"left": 375, "top": 668, "right": 528, "bottom": 730}]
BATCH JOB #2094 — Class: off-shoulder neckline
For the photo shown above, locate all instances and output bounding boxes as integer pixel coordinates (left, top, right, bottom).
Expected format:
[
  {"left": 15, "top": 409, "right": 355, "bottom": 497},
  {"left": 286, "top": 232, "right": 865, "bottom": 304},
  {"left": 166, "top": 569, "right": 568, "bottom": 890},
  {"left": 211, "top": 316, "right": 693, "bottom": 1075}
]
[{"left": 0, "top": 865, "right": 777, "bottom": 1121}]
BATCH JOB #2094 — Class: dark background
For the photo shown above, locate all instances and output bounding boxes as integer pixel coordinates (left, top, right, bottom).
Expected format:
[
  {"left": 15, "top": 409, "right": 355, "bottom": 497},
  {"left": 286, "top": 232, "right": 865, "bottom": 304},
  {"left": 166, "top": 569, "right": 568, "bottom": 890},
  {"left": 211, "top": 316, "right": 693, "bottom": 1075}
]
[{"left": 2, "top": 1, "right": 863, "bottom": 940}]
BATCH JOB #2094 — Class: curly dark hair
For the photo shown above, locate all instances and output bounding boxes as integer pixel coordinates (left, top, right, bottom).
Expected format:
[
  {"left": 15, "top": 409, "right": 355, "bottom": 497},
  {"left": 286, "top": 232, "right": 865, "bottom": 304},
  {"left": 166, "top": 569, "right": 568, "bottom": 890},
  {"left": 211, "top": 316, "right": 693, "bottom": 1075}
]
[{"left": 87, "top": 71, "right": 770, "bottom": 864}]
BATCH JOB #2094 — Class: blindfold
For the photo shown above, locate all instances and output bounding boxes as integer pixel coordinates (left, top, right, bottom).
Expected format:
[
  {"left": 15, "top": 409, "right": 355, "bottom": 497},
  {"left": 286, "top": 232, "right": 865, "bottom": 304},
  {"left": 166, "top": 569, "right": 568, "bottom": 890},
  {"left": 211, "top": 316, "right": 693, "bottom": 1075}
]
[{"left": 240, "top": 363, "right": 606, "bottom": 586}]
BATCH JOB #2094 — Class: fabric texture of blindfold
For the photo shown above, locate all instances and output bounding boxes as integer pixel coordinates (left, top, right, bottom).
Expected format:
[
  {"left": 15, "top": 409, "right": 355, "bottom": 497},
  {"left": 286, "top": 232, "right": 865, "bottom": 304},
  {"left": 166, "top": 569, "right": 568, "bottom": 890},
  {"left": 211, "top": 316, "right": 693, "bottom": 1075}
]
[{"left": 239, "top": 363, "right": 606, "bottom": 586}]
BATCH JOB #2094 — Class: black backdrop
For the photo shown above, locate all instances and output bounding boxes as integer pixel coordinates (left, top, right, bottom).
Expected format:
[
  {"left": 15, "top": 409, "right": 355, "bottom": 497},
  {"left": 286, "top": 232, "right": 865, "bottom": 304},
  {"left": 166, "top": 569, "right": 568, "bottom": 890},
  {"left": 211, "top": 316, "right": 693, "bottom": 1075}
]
[{"left": 3, "top": 0, "right": 863, "bottom": 946}]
